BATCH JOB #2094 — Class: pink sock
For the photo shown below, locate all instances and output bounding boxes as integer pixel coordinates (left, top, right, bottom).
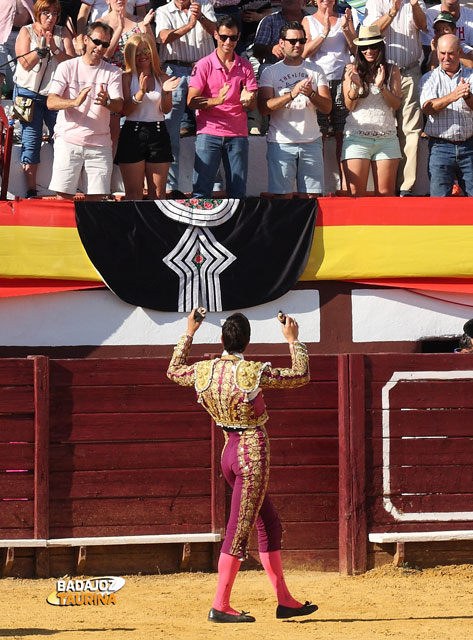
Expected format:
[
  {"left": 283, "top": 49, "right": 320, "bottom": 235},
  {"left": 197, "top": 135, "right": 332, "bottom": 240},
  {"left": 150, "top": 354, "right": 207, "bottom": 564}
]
[
  {"left": 259, "top": 550, "right": 302, "bottom": 608},
  {"left": 212, "top": 552, "right": 241, "bottom": 615}
]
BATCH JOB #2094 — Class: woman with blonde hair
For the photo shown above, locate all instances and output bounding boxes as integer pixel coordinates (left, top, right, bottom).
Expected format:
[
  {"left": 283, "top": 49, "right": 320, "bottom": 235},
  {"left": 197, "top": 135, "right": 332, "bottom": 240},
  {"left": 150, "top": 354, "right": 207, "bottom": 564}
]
[{"left": 115, "top": 33, "right": 180, "bottom": 199}]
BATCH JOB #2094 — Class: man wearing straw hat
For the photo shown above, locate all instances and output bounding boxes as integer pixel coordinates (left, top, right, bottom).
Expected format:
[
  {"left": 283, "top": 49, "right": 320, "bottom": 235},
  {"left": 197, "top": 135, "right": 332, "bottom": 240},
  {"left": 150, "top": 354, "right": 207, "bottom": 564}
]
[{"left": 364, "top": 0, "right": 427, "bottom": 196}]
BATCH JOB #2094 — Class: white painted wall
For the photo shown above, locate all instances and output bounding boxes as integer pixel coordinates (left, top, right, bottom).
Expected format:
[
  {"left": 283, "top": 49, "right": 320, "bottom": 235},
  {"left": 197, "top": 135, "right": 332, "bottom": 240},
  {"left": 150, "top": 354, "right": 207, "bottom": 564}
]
[
  {"left": 5, "top": 128, "right": 431, "bottom": 198},
  {"left": 0, "top": 289, "right": 319, "bottom": 346},
  {"left": 352, "top": 288, "right": 473, "bottom": 343}
]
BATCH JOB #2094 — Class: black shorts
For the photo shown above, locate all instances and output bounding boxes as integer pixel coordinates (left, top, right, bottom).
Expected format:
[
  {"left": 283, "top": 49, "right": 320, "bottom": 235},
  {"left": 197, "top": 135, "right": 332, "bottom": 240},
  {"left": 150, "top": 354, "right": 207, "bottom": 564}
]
[{"left": 115, "top": 120, "right": 174, "bottom": 164}]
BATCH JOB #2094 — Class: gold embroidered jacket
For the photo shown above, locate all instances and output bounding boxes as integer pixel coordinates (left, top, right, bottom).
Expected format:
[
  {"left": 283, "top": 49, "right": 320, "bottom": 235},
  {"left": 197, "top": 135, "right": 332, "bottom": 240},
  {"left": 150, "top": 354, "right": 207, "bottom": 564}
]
[{"left": 167, "top": 335, "right": 310, "bottom": 428}]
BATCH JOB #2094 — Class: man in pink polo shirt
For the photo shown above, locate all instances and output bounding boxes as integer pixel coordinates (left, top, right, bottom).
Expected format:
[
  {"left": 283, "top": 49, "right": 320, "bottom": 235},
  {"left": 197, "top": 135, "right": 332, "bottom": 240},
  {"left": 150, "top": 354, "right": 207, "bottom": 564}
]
[
  {"left": 188, "top": 15, "right": 257, "bottom": 198},
  {"left": 47, "top": 22, "right": 123, "bottom": 200}
]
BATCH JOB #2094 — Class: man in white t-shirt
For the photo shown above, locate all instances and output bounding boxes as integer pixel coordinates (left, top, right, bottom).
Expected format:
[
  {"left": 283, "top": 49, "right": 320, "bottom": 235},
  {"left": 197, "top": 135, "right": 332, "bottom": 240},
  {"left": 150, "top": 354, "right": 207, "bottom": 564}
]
[
  {"left": 47, "top": 22, "right": 123, "bottom": 199},
  {"left": 258, "top": 21, "right": 331, "bottom": 198},
  {"left": 422, "top": 0, "right": 473, "bottom": 53}
]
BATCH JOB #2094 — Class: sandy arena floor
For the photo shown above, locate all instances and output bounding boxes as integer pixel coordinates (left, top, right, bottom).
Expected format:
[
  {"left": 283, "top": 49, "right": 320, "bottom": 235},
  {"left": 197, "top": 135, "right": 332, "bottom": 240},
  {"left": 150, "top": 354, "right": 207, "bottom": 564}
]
[{"left": 1, "top": 564, "right": 473, "bottom": 639}]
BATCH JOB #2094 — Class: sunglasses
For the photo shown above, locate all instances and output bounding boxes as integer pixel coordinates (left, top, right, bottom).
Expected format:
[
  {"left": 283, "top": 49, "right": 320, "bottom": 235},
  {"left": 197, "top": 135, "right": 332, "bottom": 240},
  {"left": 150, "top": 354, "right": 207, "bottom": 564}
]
[
  {"left": 40, "top": 10, "right": 59, "bottom": 17},
  {"left": 136, "top": 48, "right": 151, "bottom": 56},
  {"left": 283, "top": 37, "right": 307, "bottom": 45},
  {"left": 217, "top": 33, "right": 239, "bottom": 42},
  {"left": 359, "top": 43, "right": 380, "bottom": 51},
  {"left": 90, "top": 37, "right": 111, "bottom": 48}
]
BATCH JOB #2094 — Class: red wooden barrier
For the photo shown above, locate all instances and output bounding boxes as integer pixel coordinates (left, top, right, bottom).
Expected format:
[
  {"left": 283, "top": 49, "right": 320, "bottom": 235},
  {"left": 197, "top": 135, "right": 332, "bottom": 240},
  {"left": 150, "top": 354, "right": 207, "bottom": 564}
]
[{"left": 1, "top": 354, "right": 339, "bottom": 574}]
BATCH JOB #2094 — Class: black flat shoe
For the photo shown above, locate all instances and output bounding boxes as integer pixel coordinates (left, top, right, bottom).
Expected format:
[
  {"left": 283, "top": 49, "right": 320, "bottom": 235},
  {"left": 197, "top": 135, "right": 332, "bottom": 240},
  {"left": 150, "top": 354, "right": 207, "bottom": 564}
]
[
  {"left": 276, "top": 601, "right": 318, "bottom": 619},
  {"left": 208, "top": 608, "right": 255, "bottom": 623}
]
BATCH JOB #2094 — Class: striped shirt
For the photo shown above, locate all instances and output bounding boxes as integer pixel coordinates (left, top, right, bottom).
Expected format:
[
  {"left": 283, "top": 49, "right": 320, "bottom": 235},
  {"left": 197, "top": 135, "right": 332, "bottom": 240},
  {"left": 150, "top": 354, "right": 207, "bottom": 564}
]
[
  {"left": 420, "top": 64, "right": 473, "bottom": 141},
  {"left": 155, "top": 0, "right": 216, "bottom": 64},
  {"left": 364, "top": 0, "right": 426, "bottom": 69},
  {"left": 254, "top": 9, "right": 309, "bottom": 64}
]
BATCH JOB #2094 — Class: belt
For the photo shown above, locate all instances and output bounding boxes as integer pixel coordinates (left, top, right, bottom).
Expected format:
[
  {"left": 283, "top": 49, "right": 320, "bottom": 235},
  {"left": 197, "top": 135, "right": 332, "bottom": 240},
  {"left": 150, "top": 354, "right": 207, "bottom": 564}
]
[
  {"left": 430, "top": 135, "right": 472, "bottom": 145},
  {"left": 165, "top": 59, "right": 194, "bottom": 68}
]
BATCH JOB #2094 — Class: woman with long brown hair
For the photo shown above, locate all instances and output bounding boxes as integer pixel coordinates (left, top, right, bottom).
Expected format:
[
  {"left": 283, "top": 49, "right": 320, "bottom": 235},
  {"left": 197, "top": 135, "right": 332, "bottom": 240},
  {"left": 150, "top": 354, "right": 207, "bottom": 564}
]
[
  {"left": 115, "top": 33, "right": 180, "bottom": 199},
  {"left": 342, "top": 25, "right": 401, "bottom": 197}
]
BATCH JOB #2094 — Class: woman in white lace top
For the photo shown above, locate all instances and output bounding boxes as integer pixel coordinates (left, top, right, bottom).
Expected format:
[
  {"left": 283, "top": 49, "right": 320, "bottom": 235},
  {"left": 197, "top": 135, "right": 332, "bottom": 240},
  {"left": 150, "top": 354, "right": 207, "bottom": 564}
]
[{"left": 341, "top": 24, "right": 401, "bottom": 197}]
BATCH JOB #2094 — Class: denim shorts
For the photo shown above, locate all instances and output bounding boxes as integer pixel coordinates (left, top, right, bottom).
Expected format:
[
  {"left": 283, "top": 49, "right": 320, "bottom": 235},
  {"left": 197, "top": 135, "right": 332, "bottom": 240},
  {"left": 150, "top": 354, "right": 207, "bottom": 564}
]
[
  {"left": 342, "top": 133, "right": 402, "bottom": 161},
  {"left": 267, "top": 138, "right": 324, "bottom": 195}
]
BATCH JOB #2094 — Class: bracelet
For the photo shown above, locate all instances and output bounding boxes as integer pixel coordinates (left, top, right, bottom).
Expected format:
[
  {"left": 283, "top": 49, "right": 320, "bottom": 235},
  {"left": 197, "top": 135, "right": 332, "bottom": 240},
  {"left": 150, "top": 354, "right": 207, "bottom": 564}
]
[
  {"left": 309, "top": 90, "right": 315, "bottom": 100},
  {"left": 388, "top": 8, "right": 397, "bottom": 17},
  {"left": 320, "top": 32, "right": 327, "bottom": 39},
  {"left": 198, "top": 14, "right": 204, "bottom": 21},
  {"left": 52, "top": 48, "right": 59, "bottom": 56},
  {"left": 289, "top": 91, "right": 294, "bottom": 100},
  {"left": 132, "top": 94, "right": 143, "bottom": 104},
  {"left": 347, "top": 91, "right": 358, "bottom": 100}
]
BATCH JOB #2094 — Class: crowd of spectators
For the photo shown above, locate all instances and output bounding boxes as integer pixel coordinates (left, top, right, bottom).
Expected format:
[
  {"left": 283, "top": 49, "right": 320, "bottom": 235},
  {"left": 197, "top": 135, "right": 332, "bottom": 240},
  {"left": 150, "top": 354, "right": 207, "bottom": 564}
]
[{"left": 1, "top": 0, "right": 473, "bottom": 199}]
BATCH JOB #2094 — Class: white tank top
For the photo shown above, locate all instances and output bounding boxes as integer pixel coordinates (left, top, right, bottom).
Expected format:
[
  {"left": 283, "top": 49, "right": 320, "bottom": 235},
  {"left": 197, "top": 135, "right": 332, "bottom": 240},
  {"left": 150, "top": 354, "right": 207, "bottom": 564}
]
[
  {"left": 14, "top": 25, "right": 65, "bottom": 95},
  {"left": 344, "top": 83, "right": 397, "bottom": 138},
  {"left": 306, "top": 15, "right": 351, "bottom": 81},
  {"left": 127, "top": 73, "right": 164, "bottom": 122}
]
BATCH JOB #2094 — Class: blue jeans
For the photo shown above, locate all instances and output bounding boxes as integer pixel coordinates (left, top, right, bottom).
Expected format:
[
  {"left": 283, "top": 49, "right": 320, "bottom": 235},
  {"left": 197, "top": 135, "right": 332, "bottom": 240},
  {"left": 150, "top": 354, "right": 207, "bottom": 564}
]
[
  {"left": 428, "top": 136, "right": 473, "bottom": 197},
  {"left": 193, "top": 134, "right": 248, "bottom": 198},
  {"left": 164, "top": 63, "right": 192, "bottom": 191},
  {"left": 16, "top": 86, "right": 57, "bottom": 165}
]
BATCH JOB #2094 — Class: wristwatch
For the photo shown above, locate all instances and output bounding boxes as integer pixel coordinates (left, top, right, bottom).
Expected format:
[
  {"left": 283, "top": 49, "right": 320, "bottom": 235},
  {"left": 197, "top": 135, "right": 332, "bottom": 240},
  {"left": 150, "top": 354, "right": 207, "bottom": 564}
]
[
  {"left": 105, "top": 96, "right": 111, "bottom": 107},
  {"left": 388, "top": 8, "right": 397, "bottom": 17},
  {"left": 320, "top": 33, "right": 327, "bottom": 39}
]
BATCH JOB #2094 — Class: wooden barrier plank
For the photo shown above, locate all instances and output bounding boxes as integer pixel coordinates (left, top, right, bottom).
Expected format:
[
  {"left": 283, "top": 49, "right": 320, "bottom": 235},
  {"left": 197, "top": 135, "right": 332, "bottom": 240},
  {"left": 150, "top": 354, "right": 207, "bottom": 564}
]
[
  {"left": 268, "top": 409, "right": 338, "bottom": 437},
  {"left": 49, "top": 496, "right": 211, "bottom": 527},
  {"left": 0, "top": 443, "right": 34, "bottom": 470},
  {"left": 48, "top": 523, "right": 215, "bottom": 538},
  {"left": 0, "top": 416, "right": 34, "bottom": 443},
  {"left": 270, "top": 493, "right": 338, "bottom": 521},
  {"left": 365, "top": 354, "right": 473, "bottom": 380},
  {"left": 338, "top": 353, "right": 351, "bottom": 575},
  {"left": 277, "top": 521, "right": 339, "bottom": 549},
  {"left": 368, "top": 464, "right": 473, "bottom": 495},
  {"left": 0, "top": 359, "right": 34, "bottom": 385},
  {"left": 0, "top": 500, "right": 33, "bottom": 528},
  {"left": 31, "top": 356, "right": 50, "bottom": 541},
  {"left": 264, "top": 381, "right": 338, "bottom": 409},
  {"left": 49, "top": 441, "right": 211, "bottom": 471},
  {"left": 369, "top": 522, "right": 473, "bottom": 533},
  {"left": 51, "top": 385, "right": 203, "bottom": 414},
  {"left": 366, "top": 408, "right": 473, "bottom": 438},
  {"left": 0, "top": 472, "right": 33, "bottom": 498},
  {"left": 367, "top": 380, "right": 473, "bottom": 410},
  {"left": 50, "top": 381, "right": 338, "bottom": 414},
  {"left": 0, "top": 387, "right": 34, "bottom": 413},
  {"left": 270, "top": 437, "right": 338, "bottom": 466},
  {"left": 370, "top": 494, "right": 473, "bottom": 518},
  {"left": 49, "top": 411, "right": 209, "bottom": 442},
  {"left": 51, "top": 357, "right": 195, "bottom": 386},
  {"left": 268, "top": 466, "right": 339, "bottom": 493},
  {"left": 50, "top": 355, "right": 338, "bottom": 385},
  {"left": 368, "top": 437, "right": 473, "bottom": 466},
  {"left": 49, "top": 468, "right": 211, "bottom": 499}
]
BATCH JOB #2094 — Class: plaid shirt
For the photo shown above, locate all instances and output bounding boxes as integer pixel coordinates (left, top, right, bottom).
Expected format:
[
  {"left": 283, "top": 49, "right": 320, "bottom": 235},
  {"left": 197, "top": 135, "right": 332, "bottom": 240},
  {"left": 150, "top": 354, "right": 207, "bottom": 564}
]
[
  {"left": 420, "top": 64, "right": 473, "bottom": 142},
  {"left": 254, "top": 10, "right": 308, "bottom": 64}
]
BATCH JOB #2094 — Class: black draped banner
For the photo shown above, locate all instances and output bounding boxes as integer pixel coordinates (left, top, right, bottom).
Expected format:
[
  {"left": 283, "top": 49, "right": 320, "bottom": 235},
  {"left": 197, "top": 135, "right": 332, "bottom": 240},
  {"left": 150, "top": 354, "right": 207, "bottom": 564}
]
[{"left": 75, "top": 197, "right": 316, "bottom": 312}]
